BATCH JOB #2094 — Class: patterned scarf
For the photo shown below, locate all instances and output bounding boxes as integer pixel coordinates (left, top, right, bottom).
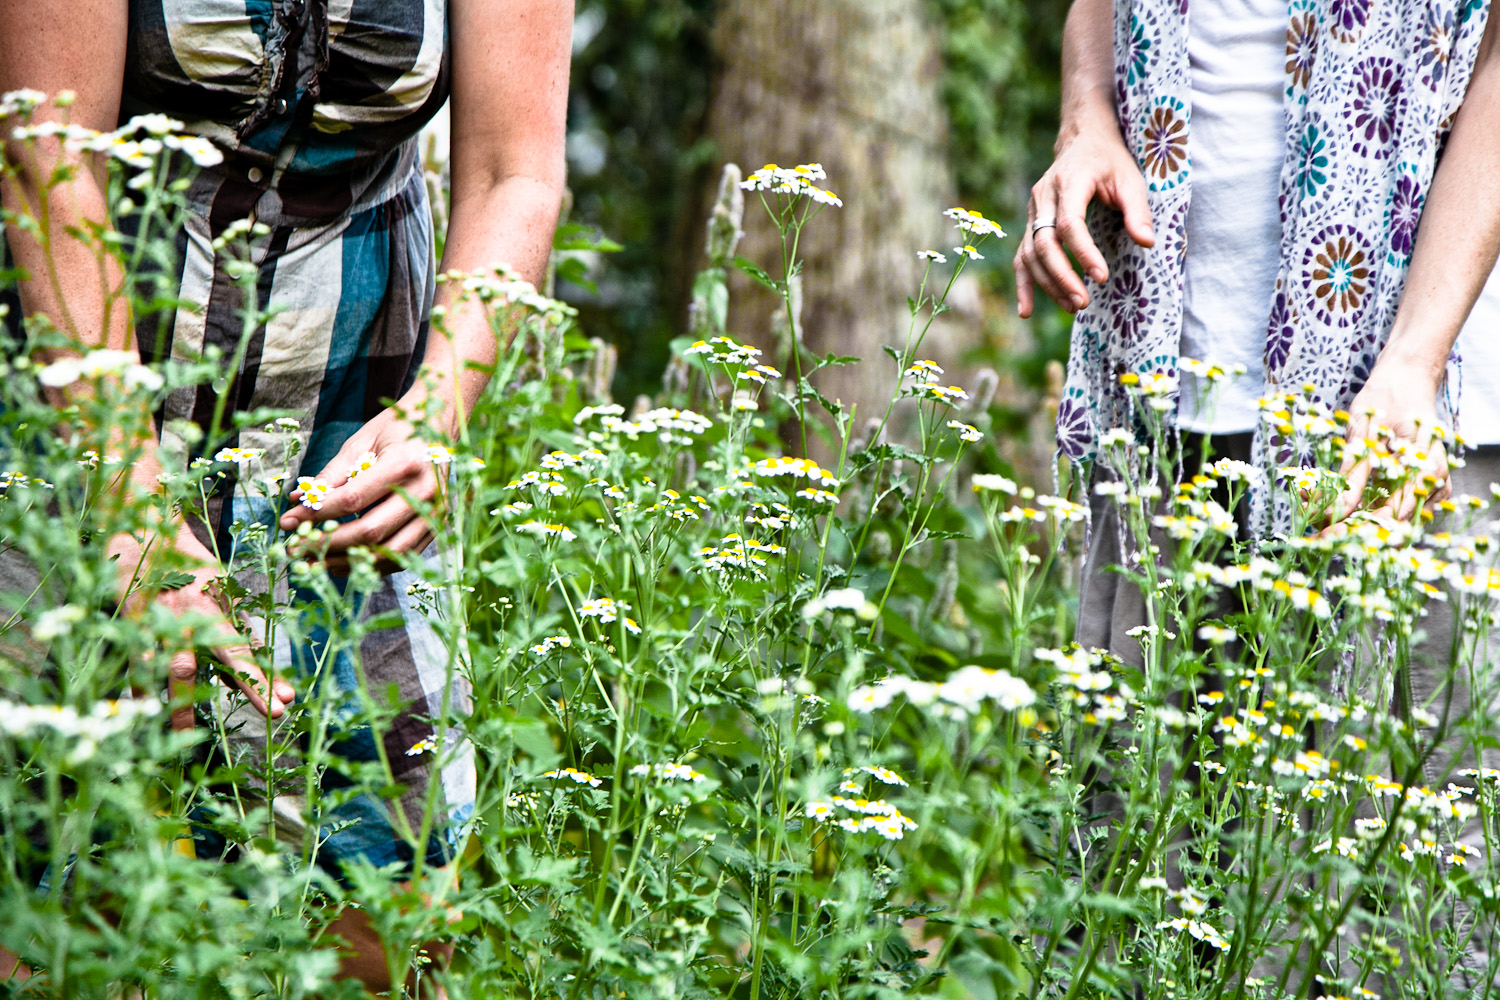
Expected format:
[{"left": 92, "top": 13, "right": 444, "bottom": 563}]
[{"left": 1058, "top": 0, "right": 1491, "bottom": 469}]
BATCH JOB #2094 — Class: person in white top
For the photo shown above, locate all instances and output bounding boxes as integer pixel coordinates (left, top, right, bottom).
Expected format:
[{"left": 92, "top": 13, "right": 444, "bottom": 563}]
[
  {"left": 1173, "top": 0, "right": 1500, "bottom": 445},
  {"left": 1015, "top": 1, "right": 1500, "bottom": 987}
]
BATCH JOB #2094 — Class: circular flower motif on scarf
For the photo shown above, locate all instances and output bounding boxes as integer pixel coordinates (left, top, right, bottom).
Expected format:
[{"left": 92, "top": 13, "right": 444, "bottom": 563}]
[
  {"left": 1263, "top": 284, "right": 1298, "bottom": 378},
  {"left": 1106, "top": 262, "right": 1156, "bottom": 346},
  {"left": 1293, "top": 120, "right": 1329, "bottom": 201},
  {"left": 1346, "top": 57, "right": 1404, "bottom": 160},
  {"left": 1285, "top": 9, "right": 1319, "bottom": 94},
  {"left": 1140, "top": 97, "right": 1189, "bottom": 191},
  {"left": 1300, "top": 225, "right": 1371, "bottom": 328},
  {"left": 1055, "top": 387, "right": 1097, "bottom": 462},
  {"left": 1419, "top": 6, "right": 1456, "bottom": 87},
  {"left": 1328, "top": 0, "right": 1370, "bottom": 44},
  {"left": 1127, "top": 14, "right": 1155, "bottom": 85},
  {"left": 1386, "top": 171, "right": 1423, "bottom": 264}
]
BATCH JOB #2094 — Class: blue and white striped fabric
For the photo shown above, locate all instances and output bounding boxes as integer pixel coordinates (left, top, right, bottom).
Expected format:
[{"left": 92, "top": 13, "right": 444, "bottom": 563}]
[{"left": 123, "top": 0, "right": 473, "bottom": 879}]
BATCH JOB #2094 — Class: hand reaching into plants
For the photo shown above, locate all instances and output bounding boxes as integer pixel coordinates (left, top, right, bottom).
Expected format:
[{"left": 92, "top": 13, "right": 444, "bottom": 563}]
[
  {"left": 109, "top": 524, "right": 294, "bottom": 732},
  {"left": 1015, "top": 119, "right": 1156, "bottom": 318},
  {"left": 1331, "top": 363, "right": 1452, "bottom": 525},
  {"left": 1013, "top": 0, "right": 1154, "bottom": 319},
  {"left": 277, "top": 403, "right": 448, "bottom": 573}
]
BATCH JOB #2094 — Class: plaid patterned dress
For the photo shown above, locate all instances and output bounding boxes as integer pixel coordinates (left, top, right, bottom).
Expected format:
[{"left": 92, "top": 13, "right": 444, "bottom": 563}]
[{"left": 122, "top": 0, "right": 473, "bottom": 878}]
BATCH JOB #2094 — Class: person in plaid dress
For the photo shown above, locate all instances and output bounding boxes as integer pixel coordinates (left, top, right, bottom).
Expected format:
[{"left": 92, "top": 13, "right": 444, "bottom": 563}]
[{"left": 0, "top": 0, "right": 572, "bottom": 990}]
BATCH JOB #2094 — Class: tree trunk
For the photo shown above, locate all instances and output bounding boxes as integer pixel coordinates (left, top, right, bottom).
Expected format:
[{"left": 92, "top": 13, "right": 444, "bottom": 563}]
[{"left": 703, "top": 0, "right": 973, "bottom": 446}]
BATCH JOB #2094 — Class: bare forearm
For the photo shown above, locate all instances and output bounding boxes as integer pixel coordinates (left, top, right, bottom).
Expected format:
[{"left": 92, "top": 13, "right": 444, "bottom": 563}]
[
  {"left": 1, "top": 146, "right": 131, "bottom": 359},
  {"left": 1383, "top": 21, "right": 1500, "bottom": 393},
  {"left": 408, "top": 174, "right": 564, "bottom": 430},
  {"left": 1057, "top": 0, "right": 1119, "bottom": 147},
  {"left": 2, "top": 139, "right": 167, "bottom": 490}
]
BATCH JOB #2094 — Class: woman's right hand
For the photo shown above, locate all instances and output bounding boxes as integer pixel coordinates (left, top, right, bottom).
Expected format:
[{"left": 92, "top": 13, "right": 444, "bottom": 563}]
[
  {"left": 109, "top": 524, "right": 294, "bottom": 732},
  {"left": 1014, "top": 119, "right": 1156, "bottom": 318}
]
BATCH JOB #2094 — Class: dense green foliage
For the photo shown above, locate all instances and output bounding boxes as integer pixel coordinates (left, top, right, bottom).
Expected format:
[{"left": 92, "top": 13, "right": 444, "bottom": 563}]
[
  {"left": 564, "top": 0, "right": 1068, "bottom": 402},
  {"left": 7, "top": 93, "right": 1500, "bottom": 1000}
]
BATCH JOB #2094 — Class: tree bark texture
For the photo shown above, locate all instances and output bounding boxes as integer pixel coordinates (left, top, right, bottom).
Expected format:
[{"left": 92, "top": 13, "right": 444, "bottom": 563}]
[{"left": 704, "top": 0, "right": 976, "bottom": 445}]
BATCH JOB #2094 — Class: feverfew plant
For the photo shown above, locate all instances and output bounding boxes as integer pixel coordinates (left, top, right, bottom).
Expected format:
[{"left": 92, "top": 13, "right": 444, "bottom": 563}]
[{"left": 3, "top": 91, "right": 1500, "bottom": 1000}]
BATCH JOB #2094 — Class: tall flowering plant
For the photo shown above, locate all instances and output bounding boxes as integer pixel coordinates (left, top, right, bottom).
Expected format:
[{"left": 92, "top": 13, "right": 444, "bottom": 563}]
[{"left": 4, "top": 82, "right": 1500, "bottom": 999}]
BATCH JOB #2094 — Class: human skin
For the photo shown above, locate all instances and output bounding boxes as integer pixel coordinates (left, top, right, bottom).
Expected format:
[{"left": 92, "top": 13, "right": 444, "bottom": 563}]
[
  {"left": 1013, "top": 0, "right": 1500, "bottom": 523},
  {"left": 0, "top": 0, "right": 572, "bottom": 991}
]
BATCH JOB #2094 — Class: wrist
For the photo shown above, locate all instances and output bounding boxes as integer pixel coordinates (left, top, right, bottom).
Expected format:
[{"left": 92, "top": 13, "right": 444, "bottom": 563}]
[
  {"left": 1056, "top": 91, "right": 1121, "bottom": 153},
  {"left": 394, "top": 383, "right": 465, "bottom": 440},
  {"left": 1375, "top": 327, "right": 1452, "bottom": 395}
]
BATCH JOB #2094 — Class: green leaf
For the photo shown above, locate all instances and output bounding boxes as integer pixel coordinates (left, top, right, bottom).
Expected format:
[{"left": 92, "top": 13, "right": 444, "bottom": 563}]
[
  {"left": 552, "top": 221, "right": 622, "bottom": 253},
  {"left": 147, "top": 570, "right": 197, "bottom": 591},
  {"left": 734, "top": 255, "right": 779, "bottom": 292}
]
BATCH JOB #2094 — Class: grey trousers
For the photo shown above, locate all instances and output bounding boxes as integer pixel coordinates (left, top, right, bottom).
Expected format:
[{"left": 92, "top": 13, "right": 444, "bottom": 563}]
[{"left": 1075, "top": 438, "right": 1500, "bottom": 990}]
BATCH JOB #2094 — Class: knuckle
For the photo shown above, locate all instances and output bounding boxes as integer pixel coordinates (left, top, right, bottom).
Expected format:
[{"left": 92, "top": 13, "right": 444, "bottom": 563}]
[{"left": 345, "top": 524, "right": 376, "bottom": 547}]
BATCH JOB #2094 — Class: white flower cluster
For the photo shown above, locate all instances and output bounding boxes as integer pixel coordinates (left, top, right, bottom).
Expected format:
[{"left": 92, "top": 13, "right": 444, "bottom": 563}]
[
  {"left": 629, "top": 762, "right": 708, "bottom": 783},
  {"left": 580, "top": 406, "right": 713, "bottom": 445},
  {"left": 1, "top": 471, "right": 54, "bottom": 494},
  {"left": 7, "top": 108, "right": 223, "bottom": 171},
  {"left": 684, "top": 336, "right": 763, "bottom": 366},
  {"left": 804, "top": 796, "right": 918, "bottom": 840},
  {"left": 943, "top": 207, "right": 1006, "bottom": 239},
  {"left": 451, "top": 264, "right": 577, "bottom": 324},
  {"left": 578, "top": 598, "right": 641, "bottom": 634},
  {"left": 906, "top": 383, "right": 970, "bottom": 406},
  {"left": 0, "top": 696, "right": 162, "bottom": 763},
  {"left": 541, "top": 767, "right": 603, "bottom": 788},
  {"left": 903, "top": 359, "right": 944, "bottom": 382},
  {"left": 0, "top": 89, "right": 48, "bottom": 118},
  {"left": 751, "top": 457, "right": 838, "bottom": 486},
  {"left": 844, "top": 765, "right": 908, "bottom": 787},
  {"left": 540, "top": 448, "right": 606, "bottom": 470},
  {"left": 700, "top": 534, "right": 785, "bottom": 578},
  {"left": 946, "top": 420, "right": 982, "bottom": 443},
  {"left": 1118, "top": 370, "right": 1178, "bottom": 410},
  {"left": 1180, "top": 357, "right": 1249, "bottom": 383},
  {"left": 745, "top": 501, "right": 797, "bottom": 532},
  {"left": 345, "top": 451, "right": 377, "bottom": 479},
  {"left": 1155, "top": 917, "right": 1230, "bottom": 951},
  {"left": 740, "top": 163, "right": 843, "bottom": 207},
  {"left": 32, "top": 604, "right": 87, "bottom": 641},
  {"left": 505, "top": 470, "right": 568, "bottom": 497},
  {"left": 36, "top": 349, "right": 164, "bottom": 393},
  {"left": 215, "top": 447, "right": 266, "bottom": 464},
  {"left": 848, "top": 665, "right": 1035, "bottom": 717},
  {"left": 802, "top": 587, "right": 878, "bottom": 621},
  {"left": 515, "top": 520, "right": 577, "bottom": 542},
  {"left": 529, "top": 635, "right": 573, "bottom": 656},
  {"left": 736, "top": 364, "right": 782, "bottom": 386},
  {"left": 971, "top": 474, "right": 1018, "bottom": 495},
  {"left": 296, "top": 476, "right": 331, "bottom": 511}
]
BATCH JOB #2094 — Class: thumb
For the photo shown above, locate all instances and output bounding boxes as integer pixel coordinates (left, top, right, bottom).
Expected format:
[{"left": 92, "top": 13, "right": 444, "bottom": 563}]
[
  {"left": 167, "top": 648, "right": 198, "bottom": 733},
  {"left": 1108, "top": 160, "right": 1155, "bottom": 249},
  {"left": 281, "top": 444, "right": 370, "bottom": 529}
]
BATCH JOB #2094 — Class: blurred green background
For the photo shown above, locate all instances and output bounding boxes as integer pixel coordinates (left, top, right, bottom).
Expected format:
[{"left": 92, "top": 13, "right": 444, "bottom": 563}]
[{"left": 560, "top": 0, "right": 1074, "bottom": 475}]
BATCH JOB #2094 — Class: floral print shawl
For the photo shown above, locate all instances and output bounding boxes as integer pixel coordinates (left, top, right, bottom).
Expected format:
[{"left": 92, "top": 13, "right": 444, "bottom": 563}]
[{"left": 1058, "top": 0, "right": 1492, "bottom": 468}]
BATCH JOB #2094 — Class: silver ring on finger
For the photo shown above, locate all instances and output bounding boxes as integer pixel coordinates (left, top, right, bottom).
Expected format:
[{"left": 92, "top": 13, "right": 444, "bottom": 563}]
[{"left": 1031, "top": 216, "right": 1058, "bottom": 236}]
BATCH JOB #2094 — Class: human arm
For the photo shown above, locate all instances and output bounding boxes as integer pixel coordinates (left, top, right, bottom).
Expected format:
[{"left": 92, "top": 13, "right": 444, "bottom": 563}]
[
  {"left": 276, "top": 0, "right": 573, "bottom": 564},
  {"left": 0, "top": 0, "right": 290, "bottom": 724},
  {"left": 1013, "top": 0, "right": 1155, "bottom": 319},
  {"left": 1334, "top": 12, "right": 1500, "bottom": 523}
]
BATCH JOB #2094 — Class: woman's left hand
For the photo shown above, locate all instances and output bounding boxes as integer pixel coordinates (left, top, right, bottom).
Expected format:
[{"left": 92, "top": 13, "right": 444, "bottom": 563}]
[
  {"left": 1331, "top": 361, "right": 1452, "bottom": 525},
  {"left": 277, "top": 404, "right": 448, "bottom": 573}
]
